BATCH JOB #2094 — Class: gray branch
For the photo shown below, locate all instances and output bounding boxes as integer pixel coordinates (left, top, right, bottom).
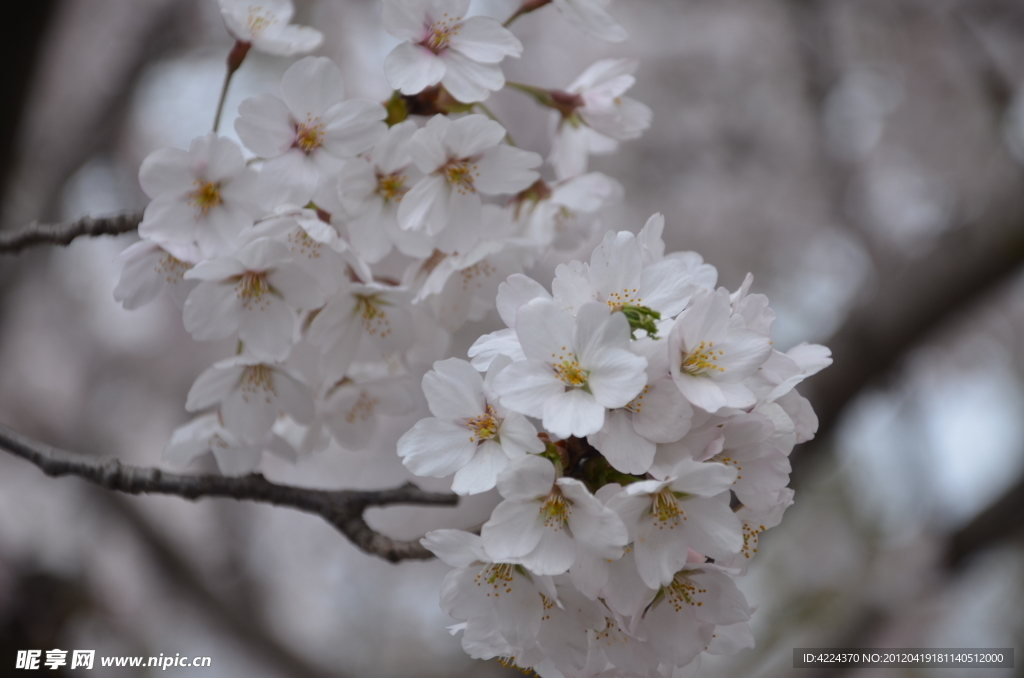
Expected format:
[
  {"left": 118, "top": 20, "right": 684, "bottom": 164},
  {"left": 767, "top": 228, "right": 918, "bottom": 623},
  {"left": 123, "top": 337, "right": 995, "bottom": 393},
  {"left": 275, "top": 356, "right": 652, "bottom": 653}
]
[
  {"left": 0, "top": 423, "right": 457, "bottom": 562},
  {"left": 0, "top": 210, "right": 142, "bottom": 254}
]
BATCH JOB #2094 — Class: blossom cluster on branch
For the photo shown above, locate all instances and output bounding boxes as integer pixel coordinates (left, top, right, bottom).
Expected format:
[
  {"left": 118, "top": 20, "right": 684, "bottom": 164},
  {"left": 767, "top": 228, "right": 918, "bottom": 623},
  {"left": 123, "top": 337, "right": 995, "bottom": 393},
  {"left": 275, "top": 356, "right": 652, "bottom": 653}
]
[{"left": 112, "top": 0, "right": 830, "bottom": 675}]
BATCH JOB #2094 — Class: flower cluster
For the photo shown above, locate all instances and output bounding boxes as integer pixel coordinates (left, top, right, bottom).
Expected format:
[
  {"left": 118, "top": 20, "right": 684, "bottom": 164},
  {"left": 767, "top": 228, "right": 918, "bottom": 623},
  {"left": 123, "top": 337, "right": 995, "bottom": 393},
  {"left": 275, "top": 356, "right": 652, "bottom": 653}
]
[
  {"left": 405, "top": 216, "right": 830, "bottom": 675},
  {"left": 114, "top": 0, "right": 829, "bottom": 675}
]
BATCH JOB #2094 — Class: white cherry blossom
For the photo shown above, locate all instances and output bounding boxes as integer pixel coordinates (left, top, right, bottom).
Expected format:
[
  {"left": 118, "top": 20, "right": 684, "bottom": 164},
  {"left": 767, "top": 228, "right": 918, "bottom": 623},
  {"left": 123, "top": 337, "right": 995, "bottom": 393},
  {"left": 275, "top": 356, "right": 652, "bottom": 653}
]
[
  {"left": 322, "top": 376, "right": 416, "bottom": 451},
  {"left": 218, "top": 0, "right": 323, "bottom": 55},
  {"left": 185, "top": 356, "right": 315, "bottom": 443},
  {"left": 398, "top": 115, "right": 541, "bottom": 239},
  {"left": 164, "top": 412, "right": 295, "bottom": 476},
  {"left": 113, "top": 240, "right": 198, "bottom": 310},
  {"left": 382, "top": 0, "right": 523, "bottom": 103},
  {"left": 398, "top": 357, "right": 543, "bottom": 494},
  {"left": 551, "top": 0, "right": 627, "bottom": 43},
  {"left": 481, "top": 455, "right": 628, "bottom": 575},
  {"left": 493, "top": 300, "right": 647, "bottom": 438},
  {"left": 235, "top": 57, "right": 387, "bottom": 207},
  {"left": 138, "top": 133, "right": 261, "bottom": 258},
  {"left": 551, "top": 59, "right": 653, "bottom": 179},
  {"left": 668, "top": 287, "right": 773, "bottom": 413},
  {"left": 183, "top": 237, "right": 324, "bottom": 361}
]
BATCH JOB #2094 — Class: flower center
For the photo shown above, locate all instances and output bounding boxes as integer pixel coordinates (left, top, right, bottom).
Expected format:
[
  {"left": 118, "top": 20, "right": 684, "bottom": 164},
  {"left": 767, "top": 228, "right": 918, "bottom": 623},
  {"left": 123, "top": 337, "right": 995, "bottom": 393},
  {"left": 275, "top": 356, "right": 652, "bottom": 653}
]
[
  {"left": 245, "top": 7, "right": 278, "bottom": 36},
  {"left": 156, "top": 253, "right": 190, "bottom": 284},
  {"left": 465, "top": 405, "right": 499, "bottom": 442},
  {"left": 376, "top": 172, "right": 408, "bottom": 202},
  {"left": 295, "top": 121, "right": 324, "bottom": 153},
  {"left": 353, "top": 294, "right": 393, "bottom": 338},
  {"left": 345, "top": 390, "right": 379, "bottom": 423},
  {"left": 553, "top": 359, "right": 588, "bottom": 387},
  {"left": 539, "top": 490, "right": 570, "bottom": 529},
  {"left": 239, "top": 364, "right": 277, "bottom": 402},
  {"left": 605, "top": 288, "right": 641, "bottom": 313},
  {"left": 234, "top": 271, "right": 272, "bottom": 310},
  {"left": 443, "top": 160, "right": 478, "bottom": 194},
  {"left": 474, "top": 563, "right": 515, "bottom": 597},
  {"left": 189, "top": 181, "right": 222, "bottom": 215},
  {"left": 662, "top": 571, "right": 707, "bottom": 612},
  {"left": 652, "top": 488, "right": 684, "bottom": 525},
  {"left": 625, "top": 384, "right": 649, "bottom": 413},
  {"left": 681, "top": 340, "right": 725, "bottom": 375},
  {"left": 422, "top": 15, "right": 461, "bottom": 53}
]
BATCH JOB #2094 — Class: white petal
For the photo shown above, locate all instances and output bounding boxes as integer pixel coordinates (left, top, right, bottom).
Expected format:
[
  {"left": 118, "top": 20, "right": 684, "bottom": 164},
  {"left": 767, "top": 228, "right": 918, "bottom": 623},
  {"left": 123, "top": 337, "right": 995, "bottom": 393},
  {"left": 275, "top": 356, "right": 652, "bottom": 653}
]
[
  {"left": 280, "top": 57, "right": 345, "bottom": 119},
  {"left": 448, "top": 16, "right": 522, "bottom": 62},
  {"left": 474, "top": 145, "right": 541, "bottom": 195},
  {"left": 543, "top": 388, "right": 605, "bottom": 439},
  {"left": 439, "top": 51, "right": 503, "bottom": 103},
  {"left": 423, "top": 358, "right": 486, "bottom": 420},
  {"left": 385, "top": 42, "right": 445, "bottom": 95},
  {"left": 398, "top": 418, "right": 478, "bottom": 477},
  {"left": 495, "top": 454, "right": 556, "bottom": 500},
  {"left": 589, "top": 409, "right": 655, "bottom": 474},
  {"left": 421, "top": 529, "right": 487, "bottom": 567},
  {"left": 496, "top": 412, "right": 543, "bottom": 457},
  {"left": 491, "top": 360, "right": 563, "bottom": 419},
  {"left": 481, "top": 499, "right": 545, "bottom": 560},
  {"left": 451, "top": 440, "right": 508, "bottom": 495},
  {"left": 235, "top": 94, "right": 295, "bottom": 158}
]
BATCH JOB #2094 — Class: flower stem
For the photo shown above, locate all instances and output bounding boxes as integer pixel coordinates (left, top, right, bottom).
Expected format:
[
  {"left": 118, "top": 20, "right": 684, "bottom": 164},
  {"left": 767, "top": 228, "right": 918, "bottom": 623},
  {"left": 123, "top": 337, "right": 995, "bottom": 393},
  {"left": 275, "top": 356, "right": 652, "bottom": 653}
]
[
  {"left": 503, "top": 0, "right": 552, "bottom": 27},
  {"left": 213, "top": 40, "right": 251, "bottom": 133}
]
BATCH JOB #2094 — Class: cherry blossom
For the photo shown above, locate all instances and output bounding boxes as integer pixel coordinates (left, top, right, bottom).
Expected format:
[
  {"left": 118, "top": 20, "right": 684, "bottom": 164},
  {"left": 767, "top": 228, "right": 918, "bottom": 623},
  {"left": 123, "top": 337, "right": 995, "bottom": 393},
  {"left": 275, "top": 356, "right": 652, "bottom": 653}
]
[
  {"left": 382, "top": 0, "right": 523, "bottom": 103},
  {"left": 235, "top": 57, "right": 387, "bottom": 208},
  {"left": 218, "top": 0, "right": 323, "bottom": 55},
  {"left": 113, "top": 240, "right": 198, "bottom": 310},
  {"left": 551, "top": 0, "right": 627, "bottom": 43},
  {"left": 182, "top": 237, "right": 324, "bottom": 361},
  {"left": 138, "top": 133, "right": 261, "bottom": 258},
  {"left": 398, "top": 114, "right": 541, "bottom": 240},
  {"left": 185, "top": 356, "right": 315, "bottom": 443},
  {"left": 398, "top": 357, "right": 543, "bottom": 494},
  {"left": 164, "top": 412, "right": 295, "bottom": 475}
]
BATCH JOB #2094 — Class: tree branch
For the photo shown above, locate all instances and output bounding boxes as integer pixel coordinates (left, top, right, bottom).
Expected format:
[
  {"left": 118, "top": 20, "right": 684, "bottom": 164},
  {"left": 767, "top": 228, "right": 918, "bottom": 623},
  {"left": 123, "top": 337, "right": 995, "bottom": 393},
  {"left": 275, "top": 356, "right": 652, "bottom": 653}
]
[
  {"left": 0, "top": 423, "right": 457, "bottom": 562},
  {"left": 0, "top": 210, "right": 141, "bottom": 254}
]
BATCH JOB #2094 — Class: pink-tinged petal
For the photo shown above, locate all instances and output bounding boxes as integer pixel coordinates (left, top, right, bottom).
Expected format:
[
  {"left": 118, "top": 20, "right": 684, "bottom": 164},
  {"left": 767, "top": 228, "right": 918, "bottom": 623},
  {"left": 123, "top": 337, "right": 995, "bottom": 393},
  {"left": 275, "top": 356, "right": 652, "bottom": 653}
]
[
  {"left": 398, "top": 417, "right": 478, "bottom": 477},
  {"left": 590, "top": 409, "right": 655, "bottom": 474},
  {"left": 569, "top": 551, "right": 609, "bottom": 599},
  {"left": 256, "top": 150, "right": 319, "bottom": 208},
  {"left": 235, "top": 94, "right": 295, "bottom": 158},
  {"left": 632, "top": 378, "right": 693, "bottom": 443},
  {"left": 185, "top": 362, "right": 243, "bottom": 411},
  {"left": 139, "top": 195, "right": 198, "bottom": 246},
  {"left": 253, "top": 24, "right": 324, "bottom": 56},
  {"left": 183, "top": 283, "right": 241, "bottom": 341},
  {"left": 444, "top": 184, "right": 482, "bottom": 237},
  {"left": 423, "top": 357, "right": 486, "bottom": 420},
  {"left": 496, "top": 412, "right": 543, "bottom": 457},
  {"left": 492, "top": 360, "right": 563, "bottom": 419},
  {"left": 518, "top": 524, "right": 576, "bottom": 575},
  {"left": 496, "top": 274, "right": 550, "bottom": 328},
  {"left": 468, "top": 328, "right": 525, "bottom": 371},
  {"left": 381, "top": 0, "right": 429, "bottom": 41},
  {"left": 439, "top": 567, "right": 490, "bottom": 621},
  {"left": 716, "top": 380, "right": 757, "bottom": 409},
  {"left": 673, "top": 372, "right": 728, "bottom": 413},
  {"left": 590, "top": 230, "right": 642, "bottom": 301},
  {"left": 163, "top": 415, "right": 220, "bottom": 466},
  {"left": 574, "top": 301, "right": 628, "bottom": 358},
  {"left": 385, "top": 42, "right": 445, "bottom": 95},
  {"left": 515, "top": 298, "right": 575, "bottom": 362},
  {"left": 496, "top": 454, "right": 555, "bottom": 500},
  {"left": 552, "top": 0, "right": 627, "bottom": 42},
  {"left": 347, "top": 203, "right": 393, "bottom": 263},
  {"left": 543, "top": 388, "right": 604, "bottom": 438},
  {"left": 280, "top": 57, "right": 346, "bottom": 119},
  {"left": 669, "top": 458, "right": 737, "bottom": 496},
  {"left": 273, "top": 368, "right": 315, "bottom": 423},
  {"left": 559, "top": 478, "right": 628, "bottom": 558},
  {"left": 320, "top": 100, "right": 387, "bottom": 157},
  {"left": 197, "top": 204, "right": 252, "bottom": 258},
  {"left": 585, "top": 348, "right": 647, "bottom": 410},
  {"left": 238, "top": 297, "right": 296, "bottom": 361},
  {"left": 715, "top": 329, "right": 772, "bottom": 381},
  {"left": 221, "top": 387, "right": 277, "bottom": 443},
  {"left": 421, "top": 529, "right": 487, "bottom": 568},
  {"left": 482, "top": 499, "right": 545, "bottom": 559},
  {"left": 397, "top": 174, "right": 448, "bottom": 231},
  {"left": 267, "top": 263, "right": 323, "bottom": 309},
  {"left": 114, "top": 244, "right": 170, "bottom": 309},
  {"left": 452, "top": 440, "right": 508, "bottom": 495},
  {"left": 443, "top": 114, "right": 506, "bottom": 158},
  {"left": 439, "top": 51, "right": 503, "bottom": 103},
  {"left": 634, "top": 516, "right": 692, "bottom": 589},
  {"left": 550, "top": 261, "right": 595, "bottom": 316},
  {"left": 183, "top": 255, "right": 246, "bottom": 282},
  {"left": 409, "top": 115, "right": 450, "bottom": 171},
  {"left": 373, "top": 119, "right": 417, "bottom": 173},
  {"left": 139, "top": 147, "right": 194, "bottom": 197},
  {"left": 683, "top": 497, "right": 744, "bottom": 558},
  {"left": 448, "top": 16, "right": 522, "bottom": 62},
  {"left": 234, "top": 236, "right": 291, "bottom": 271},
  {"left": 639, "top": 258, "right": 699, "bottom": 318},
  {"left": 490, "top": 569, "right": 544, "bottom": 650},
  {"left": 201, "top": 135, "right": 248, "bottom": 183},
  {"left": 643, "top": 598, "right": 711, "bottom": 667},
  {"left": 474, "top": 145, "right": 541, "bottom": 195},
  {"left": 549, "top": 122, "right": 592, "bottom": 180}
]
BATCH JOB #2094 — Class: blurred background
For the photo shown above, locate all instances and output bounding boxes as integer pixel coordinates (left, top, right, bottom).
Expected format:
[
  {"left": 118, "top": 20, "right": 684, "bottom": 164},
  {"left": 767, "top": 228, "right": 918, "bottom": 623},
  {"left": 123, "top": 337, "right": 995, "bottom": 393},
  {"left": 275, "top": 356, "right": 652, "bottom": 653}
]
[{"left": 0, "top": 0, "right": 1023, "bottom": 676}]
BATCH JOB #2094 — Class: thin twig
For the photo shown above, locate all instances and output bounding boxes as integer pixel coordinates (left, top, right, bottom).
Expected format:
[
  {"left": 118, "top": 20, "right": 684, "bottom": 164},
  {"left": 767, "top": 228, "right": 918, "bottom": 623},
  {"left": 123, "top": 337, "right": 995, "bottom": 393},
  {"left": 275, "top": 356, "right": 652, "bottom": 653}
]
[
  {"left": 0, "top": 211, "right": 143, "bottom": 254},
  {"left": 0, "top": 423, "right": 457, "bottom": 562}
]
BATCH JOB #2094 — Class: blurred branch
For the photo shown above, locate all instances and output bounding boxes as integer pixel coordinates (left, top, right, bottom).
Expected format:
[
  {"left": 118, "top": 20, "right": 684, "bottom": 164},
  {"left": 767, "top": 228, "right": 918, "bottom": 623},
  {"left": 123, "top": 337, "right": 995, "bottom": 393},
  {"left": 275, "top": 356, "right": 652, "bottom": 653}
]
[
  {"left": 945, "top": 471, "right": 1024, "bottom": 570},
  {"left": 0, "top": 210, "right": 141, "bottom": 254},
  {"left": 0, "top": 423, "right": 457, "bottom": 562},
  {"left": 98, "top": 492, "right": 346, "bottom": 678}
]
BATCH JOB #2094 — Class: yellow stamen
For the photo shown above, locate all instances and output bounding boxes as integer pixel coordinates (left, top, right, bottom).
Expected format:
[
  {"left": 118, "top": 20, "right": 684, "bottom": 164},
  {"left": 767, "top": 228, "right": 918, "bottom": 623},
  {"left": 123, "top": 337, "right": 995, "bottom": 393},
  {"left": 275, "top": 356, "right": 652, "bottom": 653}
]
[{"left": 189, "top": 181, "right": 222, "bottom": 215}]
